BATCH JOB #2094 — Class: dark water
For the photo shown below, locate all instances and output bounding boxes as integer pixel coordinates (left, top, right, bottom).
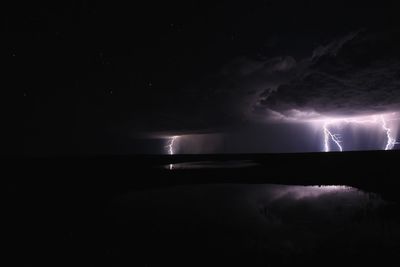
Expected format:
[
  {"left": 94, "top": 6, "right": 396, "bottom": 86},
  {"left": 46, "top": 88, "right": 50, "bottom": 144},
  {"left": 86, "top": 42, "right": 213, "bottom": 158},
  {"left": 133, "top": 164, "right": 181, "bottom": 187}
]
[
  {"left": 6, "top": 153, "right": 400, "bottom": 266},
  {"left": 165, "top": 160, "right": 259, "bottom": 169},
  {"left": 104, "top": 184, "right": 400, "bottom": 267}
]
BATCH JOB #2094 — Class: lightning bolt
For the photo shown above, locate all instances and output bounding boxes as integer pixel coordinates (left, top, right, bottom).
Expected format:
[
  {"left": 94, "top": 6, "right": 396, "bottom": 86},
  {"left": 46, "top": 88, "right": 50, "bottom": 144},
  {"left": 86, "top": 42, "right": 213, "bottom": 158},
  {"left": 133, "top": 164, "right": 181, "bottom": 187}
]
[
  {"left": 167, "top": 136, "right": 178, "bottom": 155},
  {"left": 166, "top": 136, "right": 178, "bottom": 170},
  {"left": 266, "top": 109, "right": 399, "bottom": 152},
  {"left": 380, "top": 115, "right": 397, "bottom": 150},
  {"left": 321, "top": 114, "right": 398, "bottom": 152},
  {"left": 323, "top": 122, "right": 343, "bottom": 152}
]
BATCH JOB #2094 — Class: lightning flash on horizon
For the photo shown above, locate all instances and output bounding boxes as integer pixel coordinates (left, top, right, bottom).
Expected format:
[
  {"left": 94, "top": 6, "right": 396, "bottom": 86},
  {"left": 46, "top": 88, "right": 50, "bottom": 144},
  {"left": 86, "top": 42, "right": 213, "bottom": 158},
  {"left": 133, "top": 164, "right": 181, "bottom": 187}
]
[
  {"left": 323, "top": 123, "right": 343, "bottom": 152},
  {"left": 166, "top": 136, "right": 179, "bottom": 170},
  {"left": 268, "top": 109, "right": 399, "bottom": 152},
  {"left": 381, "top": 115, "right": 397, "bottom": 150},
  {"left": 320, "top": 114, "right": 399, "bottom": 152},
  {"left": 167, "top": 136, "right": 178, "bottom": 155},
  {"left": 163, "top": 113, "right": 398, "bottom": 155}
]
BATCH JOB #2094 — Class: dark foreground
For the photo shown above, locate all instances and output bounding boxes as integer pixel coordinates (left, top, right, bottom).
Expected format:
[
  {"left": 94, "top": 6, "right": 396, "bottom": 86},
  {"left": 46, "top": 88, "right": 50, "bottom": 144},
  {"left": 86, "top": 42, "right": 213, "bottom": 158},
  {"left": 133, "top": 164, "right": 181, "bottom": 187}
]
[{"left": 5, "top": 150, "right": 400, "bottom": 266}]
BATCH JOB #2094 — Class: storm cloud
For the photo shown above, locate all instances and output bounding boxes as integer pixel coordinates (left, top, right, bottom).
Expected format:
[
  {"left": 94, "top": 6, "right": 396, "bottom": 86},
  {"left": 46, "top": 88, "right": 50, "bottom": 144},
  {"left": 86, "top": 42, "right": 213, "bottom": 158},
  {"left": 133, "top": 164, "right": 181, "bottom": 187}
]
[
  {"left": 255, "top": 30, "right": 400, "bottom": 120},
  {"left": 152, "top": 30, "right": 400, "bottom": 136},
  {"left": 148, "top": 54, "right": 298, "bottom": 135}
]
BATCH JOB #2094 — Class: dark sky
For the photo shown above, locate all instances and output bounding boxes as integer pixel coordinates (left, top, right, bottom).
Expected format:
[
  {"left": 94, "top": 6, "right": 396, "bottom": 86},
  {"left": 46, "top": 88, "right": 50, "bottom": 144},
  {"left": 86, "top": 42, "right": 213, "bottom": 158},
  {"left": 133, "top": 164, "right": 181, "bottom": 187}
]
[{"left": 5, "top": 1, "right": 400, "bottom": 155}]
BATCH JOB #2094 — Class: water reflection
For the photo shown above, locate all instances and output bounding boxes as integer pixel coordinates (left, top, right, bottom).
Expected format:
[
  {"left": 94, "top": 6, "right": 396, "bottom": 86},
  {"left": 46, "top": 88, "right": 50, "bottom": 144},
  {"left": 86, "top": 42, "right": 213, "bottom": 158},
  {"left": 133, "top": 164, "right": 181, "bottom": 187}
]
[
  {"left": 264, "top": 184, "right": 353, "bottom": 199},
  {"left": 107, "top": 184, "right": 399, "bottom": 266},
  {"left": 165, "top": 160, "right": 259, "bottom": 170},
  {"left": 111, "top": 184, "right": 388, "bottom": 228}
]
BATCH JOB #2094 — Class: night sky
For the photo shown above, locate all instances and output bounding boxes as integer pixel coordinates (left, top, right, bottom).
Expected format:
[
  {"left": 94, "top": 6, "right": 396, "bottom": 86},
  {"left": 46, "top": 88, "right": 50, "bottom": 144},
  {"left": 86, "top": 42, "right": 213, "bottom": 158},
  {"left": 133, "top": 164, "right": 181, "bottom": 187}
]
[{"left": 6, "top": 1, "right": 400, "bottom": 155}]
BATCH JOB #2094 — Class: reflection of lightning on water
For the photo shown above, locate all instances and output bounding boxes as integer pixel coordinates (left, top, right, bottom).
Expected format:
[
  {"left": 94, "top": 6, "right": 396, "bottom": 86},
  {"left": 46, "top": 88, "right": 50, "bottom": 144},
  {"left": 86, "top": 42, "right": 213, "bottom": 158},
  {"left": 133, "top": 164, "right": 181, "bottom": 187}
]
[
  {"left": 322, "top": 114, "right": 398, "bottom": 152},
  {"left": 166, "top": 136, "right": 178, "bottom": 170}
]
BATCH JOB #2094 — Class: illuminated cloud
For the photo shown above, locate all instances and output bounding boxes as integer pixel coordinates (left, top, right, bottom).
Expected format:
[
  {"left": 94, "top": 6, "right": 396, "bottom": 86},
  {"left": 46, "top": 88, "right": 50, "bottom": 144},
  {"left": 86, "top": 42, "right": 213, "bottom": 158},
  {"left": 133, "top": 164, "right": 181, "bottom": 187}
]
[
  {"left": 136, "top": 30, "right": 400, "bottom": 153},
  {"left": 257, "top": 30, "right": 400, "bottom": 119}
]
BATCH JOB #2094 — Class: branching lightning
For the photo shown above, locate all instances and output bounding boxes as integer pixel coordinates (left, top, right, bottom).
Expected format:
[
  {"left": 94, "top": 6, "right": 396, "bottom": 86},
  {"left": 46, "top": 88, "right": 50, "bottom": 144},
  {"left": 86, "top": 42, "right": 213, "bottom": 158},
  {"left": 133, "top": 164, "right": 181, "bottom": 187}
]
[
  {"left": 318, "top": 113, "right": 399, "bottom": 152},
  {"left": 323, "top": 122, "right": 343, "bottom": 152}
]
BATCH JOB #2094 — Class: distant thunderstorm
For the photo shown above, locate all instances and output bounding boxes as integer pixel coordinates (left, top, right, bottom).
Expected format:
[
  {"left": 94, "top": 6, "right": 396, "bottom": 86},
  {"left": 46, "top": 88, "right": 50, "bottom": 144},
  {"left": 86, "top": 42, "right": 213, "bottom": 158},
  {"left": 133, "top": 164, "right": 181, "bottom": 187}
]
[{"left": 322, "top": 114, "right": 398, "bottom": 152}]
